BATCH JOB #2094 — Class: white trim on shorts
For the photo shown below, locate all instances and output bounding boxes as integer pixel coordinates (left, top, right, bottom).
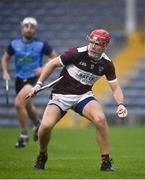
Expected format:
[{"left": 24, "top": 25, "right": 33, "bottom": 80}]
[{"left": 48, "top": 91, "right": 96, "bottom": 112}]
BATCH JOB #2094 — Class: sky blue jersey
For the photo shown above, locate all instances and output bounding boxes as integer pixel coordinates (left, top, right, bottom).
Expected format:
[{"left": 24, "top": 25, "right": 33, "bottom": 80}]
[{"left": 6, "top": 38, "right": 53, "bottom": 79}]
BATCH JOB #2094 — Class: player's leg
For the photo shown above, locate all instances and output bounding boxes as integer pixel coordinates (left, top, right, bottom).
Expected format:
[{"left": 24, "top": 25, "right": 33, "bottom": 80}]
[
  {"left": 75, "top": 97, "right": 113, "bottom": 171},
  {"left": 26, "top": 100, "right": 40, "bottom": 141},
  {"left": 15, "top": 84, "right": 31, "bottom": 147},
  {"left": 24, "top": 76, "right": 41, "bottom": 141},
  {"left": 26, "top": 101, "right": 39, "bottom": 123},
  {"left": 34, "top": 104, "right": 62, "bottom": 170}
]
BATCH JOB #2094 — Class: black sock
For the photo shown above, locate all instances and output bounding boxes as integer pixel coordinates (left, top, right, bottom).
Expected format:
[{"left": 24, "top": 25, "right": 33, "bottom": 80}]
[{"left": 101, "top": 154, "right": 110, "bottom": 162}]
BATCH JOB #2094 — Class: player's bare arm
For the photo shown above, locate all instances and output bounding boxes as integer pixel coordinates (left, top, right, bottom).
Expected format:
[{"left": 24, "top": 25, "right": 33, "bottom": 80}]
[
  {"left": 1, "top": 52, "right": 11, "bottom": 80},
  {"left": 109, "top": 80, "right": 128, "bottom": 118},
  {"left": 38, "top": 56, "right": 62, "bottom": 83},
  {"left": 28, "top": 57, "right": 62, "bottom": 97},
  {"left": 109, "top": 80, "right": 124, "bottom": 104}
]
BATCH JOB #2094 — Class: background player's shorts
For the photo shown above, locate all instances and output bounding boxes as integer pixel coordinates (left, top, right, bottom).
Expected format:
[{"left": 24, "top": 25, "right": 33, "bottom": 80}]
[
  {"left": 48, "top": 91, "right": 97, "bottom": 115},
  {"left": 15, "top": 76, "right": 38, "bottom": 94}
]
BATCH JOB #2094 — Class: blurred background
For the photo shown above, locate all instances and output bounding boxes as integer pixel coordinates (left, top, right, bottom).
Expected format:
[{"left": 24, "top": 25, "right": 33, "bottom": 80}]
[{"left": 0, "top": 0, "right": 145, "bottom": 127}]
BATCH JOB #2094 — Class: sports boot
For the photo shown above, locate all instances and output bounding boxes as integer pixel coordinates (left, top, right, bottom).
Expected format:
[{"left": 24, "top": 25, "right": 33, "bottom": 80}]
[
  {"left": 15, "top": 135, "right": 29, "bottom": 148},
  {"left": 34, "top": 153, "right": 48, "bottom": 170},
  {"left": 100, "top": 158, "right": 114, "bottom": 171}
]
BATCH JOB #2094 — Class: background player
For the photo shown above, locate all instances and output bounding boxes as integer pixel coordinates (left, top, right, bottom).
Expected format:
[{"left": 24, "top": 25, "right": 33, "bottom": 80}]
[{"left": 1, "top": 17, "right": 57, "bottom": 148}]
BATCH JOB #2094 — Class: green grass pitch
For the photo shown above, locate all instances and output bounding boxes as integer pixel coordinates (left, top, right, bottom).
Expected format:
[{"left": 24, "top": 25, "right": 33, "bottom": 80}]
[{"left": 0, "top": 126, "right": 145, "bottom": 179}]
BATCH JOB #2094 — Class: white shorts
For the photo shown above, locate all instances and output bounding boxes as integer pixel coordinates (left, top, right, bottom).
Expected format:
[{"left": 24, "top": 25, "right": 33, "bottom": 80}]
[{"left": 48, "top": 91, "right": 97, "bottom": 115}]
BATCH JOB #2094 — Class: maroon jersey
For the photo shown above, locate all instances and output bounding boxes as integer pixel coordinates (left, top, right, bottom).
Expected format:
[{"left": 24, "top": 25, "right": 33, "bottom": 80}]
[{"left": 52, "top": 46, "right": 117, "bottom": 95}]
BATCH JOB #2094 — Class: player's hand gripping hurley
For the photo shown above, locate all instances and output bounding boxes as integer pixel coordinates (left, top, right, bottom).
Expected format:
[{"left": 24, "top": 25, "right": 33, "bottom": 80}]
[{"left": 25, "top": 76, "right": 63, "bottom": 100}]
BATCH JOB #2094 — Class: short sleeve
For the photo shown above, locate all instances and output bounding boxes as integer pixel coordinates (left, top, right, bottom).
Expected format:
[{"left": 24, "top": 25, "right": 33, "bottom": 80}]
[
  {"left": 6, "top": 42, "right": 15, "bottom": 55},
  {"left": 42, "top": 41, "right": 53, "bottom": 56},
  {"left": 105, "top": 61, "right": 117, "bottom": 82},
  {"left": 60, "top": 47, "right": 78, "bottom": 66}
]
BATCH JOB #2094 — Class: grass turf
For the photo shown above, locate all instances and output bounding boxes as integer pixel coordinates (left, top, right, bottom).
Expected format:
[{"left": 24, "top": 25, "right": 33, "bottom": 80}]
[{"left": 0, "top": 126, "right": 145, "bottom": 179}]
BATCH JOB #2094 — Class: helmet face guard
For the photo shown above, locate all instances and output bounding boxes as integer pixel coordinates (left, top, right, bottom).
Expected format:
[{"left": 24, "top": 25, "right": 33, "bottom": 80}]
[{"left": 88, "top": 29, "right": 111, "bottom": 46}]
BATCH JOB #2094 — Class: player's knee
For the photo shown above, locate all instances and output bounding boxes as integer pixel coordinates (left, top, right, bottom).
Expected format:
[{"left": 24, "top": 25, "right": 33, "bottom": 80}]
[
  {"left": 15, "top": 99, "right": 23, "bottom": 109},
  {"left": 93, "top": 113, "right": 106, "bottom": 128},
  {"left": 40, "top": 122, "right": 53, "bottom": 132}
]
